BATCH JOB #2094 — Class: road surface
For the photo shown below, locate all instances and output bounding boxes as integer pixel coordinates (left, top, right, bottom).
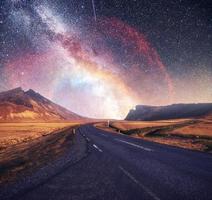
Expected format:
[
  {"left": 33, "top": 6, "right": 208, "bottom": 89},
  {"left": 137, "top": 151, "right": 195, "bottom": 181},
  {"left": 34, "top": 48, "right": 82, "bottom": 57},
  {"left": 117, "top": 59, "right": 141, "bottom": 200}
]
[{"left": 12, "top": 125, "right": 212, "bottom": 200}]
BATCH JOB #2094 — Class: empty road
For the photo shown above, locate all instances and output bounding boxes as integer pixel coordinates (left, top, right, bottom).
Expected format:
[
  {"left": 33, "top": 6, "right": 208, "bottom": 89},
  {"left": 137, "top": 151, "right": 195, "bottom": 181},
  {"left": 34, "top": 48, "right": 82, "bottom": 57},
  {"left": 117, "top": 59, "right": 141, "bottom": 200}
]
[{"left": 12, "top": 125, "right": 212, "bottom": 200}]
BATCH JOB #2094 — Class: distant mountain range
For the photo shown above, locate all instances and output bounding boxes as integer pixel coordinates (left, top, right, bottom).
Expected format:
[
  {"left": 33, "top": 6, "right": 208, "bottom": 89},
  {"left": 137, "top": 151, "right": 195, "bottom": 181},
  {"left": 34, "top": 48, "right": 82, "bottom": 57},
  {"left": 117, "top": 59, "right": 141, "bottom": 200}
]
[
  {"left": 125, "top": 104, "right": 212, "bottom": 121},
  {"left": 0, "top": 87, "right": 82, "bottom": 122},
  {"left": 2, "top": 88, "right": 212, "bottom": 122}
]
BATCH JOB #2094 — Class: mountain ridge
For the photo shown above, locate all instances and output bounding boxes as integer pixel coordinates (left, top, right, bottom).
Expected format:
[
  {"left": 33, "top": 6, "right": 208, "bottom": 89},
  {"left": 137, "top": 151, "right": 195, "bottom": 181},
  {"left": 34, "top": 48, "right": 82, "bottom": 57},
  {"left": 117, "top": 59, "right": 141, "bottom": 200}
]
[
  {"left": 125, "top": 103, "right": 212, "bottom": 121},
  {"left": 0, "top": 87, "right": 83, "bottom": 122}
]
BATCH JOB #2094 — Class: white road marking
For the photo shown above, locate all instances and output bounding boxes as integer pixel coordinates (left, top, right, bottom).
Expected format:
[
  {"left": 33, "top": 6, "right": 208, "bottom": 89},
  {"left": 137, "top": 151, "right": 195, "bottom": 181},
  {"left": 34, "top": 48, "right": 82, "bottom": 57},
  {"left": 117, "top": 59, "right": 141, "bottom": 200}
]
[
  {"left": 93, "top": 144, "right": 103, "bottom": 152},
  {"left": 99, "top": 133, "right": 107, "bottom": 137},
  {"left": 86, "top": 137, "right": 90, "bottom": 142},
  {"left": 119, "top": 166, "right": 160, "bottom": 200},
  {"left": 115, "top": 139, "right": 153, "bottom": 152}
]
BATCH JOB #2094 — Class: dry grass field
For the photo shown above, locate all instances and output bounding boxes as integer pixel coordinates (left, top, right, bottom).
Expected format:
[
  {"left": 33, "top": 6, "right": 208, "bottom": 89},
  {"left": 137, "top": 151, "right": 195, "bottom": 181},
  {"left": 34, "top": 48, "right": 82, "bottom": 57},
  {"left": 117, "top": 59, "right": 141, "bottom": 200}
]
[
  {"left": 169, "top": 120, "right": 212, "bottom": 137},
  {"left": 0, "top": 122, "right": 79, "bottom": 186},
  {"left": 110, "top": 120, "right": 186, "bottom": 132},
  {"left": 0, "top": 123, "right": 79, "bottom": 149}
]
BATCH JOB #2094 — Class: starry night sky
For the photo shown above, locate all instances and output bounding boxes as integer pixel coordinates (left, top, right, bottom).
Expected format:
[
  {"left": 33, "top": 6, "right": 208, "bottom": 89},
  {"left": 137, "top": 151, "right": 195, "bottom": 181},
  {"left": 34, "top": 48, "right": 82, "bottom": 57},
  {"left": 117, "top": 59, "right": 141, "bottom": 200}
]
[{"left": 0, "top": 0, "right": 211, "bottom": 119}]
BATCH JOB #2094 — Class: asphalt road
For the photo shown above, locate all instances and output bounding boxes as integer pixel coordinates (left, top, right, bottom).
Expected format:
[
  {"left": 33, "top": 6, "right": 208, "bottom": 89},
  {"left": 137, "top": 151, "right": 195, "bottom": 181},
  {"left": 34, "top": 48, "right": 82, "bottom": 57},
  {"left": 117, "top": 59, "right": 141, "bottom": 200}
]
[{"left": 15, "top": 125, "right": 212, "bottom": 200}]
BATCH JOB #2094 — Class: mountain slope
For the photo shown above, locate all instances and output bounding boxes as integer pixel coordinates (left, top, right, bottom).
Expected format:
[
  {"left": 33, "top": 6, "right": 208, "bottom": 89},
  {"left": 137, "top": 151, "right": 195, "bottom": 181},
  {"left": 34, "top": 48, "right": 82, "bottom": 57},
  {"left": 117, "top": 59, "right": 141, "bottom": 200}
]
[
  {"left": 0, "top": 87, "right": 82, "bottom": 122},
  {"left": 125, "top": 103, "right": 212, "bottom": 121}
]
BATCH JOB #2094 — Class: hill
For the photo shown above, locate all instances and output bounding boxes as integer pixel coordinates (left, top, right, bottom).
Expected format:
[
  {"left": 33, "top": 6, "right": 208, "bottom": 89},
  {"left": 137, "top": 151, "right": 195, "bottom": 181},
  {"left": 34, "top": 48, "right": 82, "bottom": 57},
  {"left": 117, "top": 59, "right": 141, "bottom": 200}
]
[
  {"left": 125, "top": 103, "right": 212, "bottom": 121},
  {"left": 0, "top": 87, "right": 82, "bottom": 122}
]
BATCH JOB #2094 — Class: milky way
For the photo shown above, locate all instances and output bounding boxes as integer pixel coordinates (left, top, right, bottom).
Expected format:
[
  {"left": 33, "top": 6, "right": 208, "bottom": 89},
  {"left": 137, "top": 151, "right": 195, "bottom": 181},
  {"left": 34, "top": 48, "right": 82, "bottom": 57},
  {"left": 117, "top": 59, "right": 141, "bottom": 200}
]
[{"left": 0, "top": 0, "right": 211, "bottom": 118}]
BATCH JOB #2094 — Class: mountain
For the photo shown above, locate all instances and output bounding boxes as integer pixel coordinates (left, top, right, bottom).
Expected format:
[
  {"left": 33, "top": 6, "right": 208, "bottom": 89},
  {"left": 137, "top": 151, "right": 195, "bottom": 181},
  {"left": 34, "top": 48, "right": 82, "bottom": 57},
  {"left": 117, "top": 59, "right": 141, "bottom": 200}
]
[
  {"left": 125, "top": 103, "right": 212, "bottom": 121},
  {"left": 0, "top": 87, "right": 82, "bottom": 122}
]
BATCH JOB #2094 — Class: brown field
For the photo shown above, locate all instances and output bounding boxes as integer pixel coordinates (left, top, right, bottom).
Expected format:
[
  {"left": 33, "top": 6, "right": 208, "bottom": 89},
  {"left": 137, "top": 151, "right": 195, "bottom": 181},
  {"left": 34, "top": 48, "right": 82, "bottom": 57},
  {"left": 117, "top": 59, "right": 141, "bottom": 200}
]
[
  {"left": 0, "top": 122, "right": 79, "bottom": 149},
  {"left": 0, "top": 122, "right": 79, "bottom": 186},
  {"left": 169, "top": 120, "right": 212, "bottom": 137},
  {"left": 96, "top": 119, "right": 212, "bottom": 152},
  {"left": 110, "top": 120, "right": 187, "bottom": 131}
]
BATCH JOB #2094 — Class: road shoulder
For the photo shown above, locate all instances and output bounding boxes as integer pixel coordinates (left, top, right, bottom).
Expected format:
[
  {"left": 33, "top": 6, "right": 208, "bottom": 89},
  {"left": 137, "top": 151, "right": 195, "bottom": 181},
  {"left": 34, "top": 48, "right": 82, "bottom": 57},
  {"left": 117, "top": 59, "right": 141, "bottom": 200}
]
[{"left": 0, "top": 129, "right": 88, "bottom": 200}]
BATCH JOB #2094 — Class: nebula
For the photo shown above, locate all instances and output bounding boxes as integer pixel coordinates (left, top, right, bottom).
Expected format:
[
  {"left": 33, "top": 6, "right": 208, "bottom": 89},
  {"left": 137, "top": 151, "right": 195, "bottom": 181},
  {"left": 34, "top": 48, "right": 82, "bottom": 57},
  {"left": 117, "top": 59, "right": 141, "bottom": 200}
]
[{"left": 2, "top": 2, "right": 174, "bottom": 119}]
